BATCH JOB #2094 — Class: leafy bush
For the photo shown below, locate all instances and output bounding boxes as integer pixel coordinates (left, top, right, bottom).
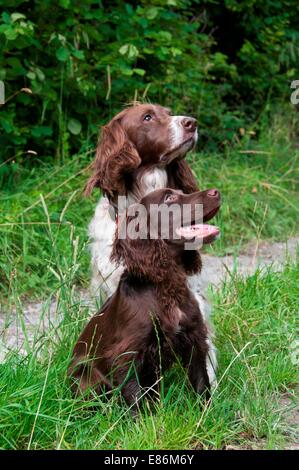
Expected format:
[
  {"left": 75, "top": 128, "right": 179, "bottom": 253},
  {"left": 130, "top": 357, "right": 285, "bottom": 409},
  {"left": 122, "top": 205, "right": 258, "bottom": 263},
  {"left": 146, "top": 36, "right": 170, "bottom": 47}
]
[{"left": 0, "top": 0, "right": 298, "bottom": 165}]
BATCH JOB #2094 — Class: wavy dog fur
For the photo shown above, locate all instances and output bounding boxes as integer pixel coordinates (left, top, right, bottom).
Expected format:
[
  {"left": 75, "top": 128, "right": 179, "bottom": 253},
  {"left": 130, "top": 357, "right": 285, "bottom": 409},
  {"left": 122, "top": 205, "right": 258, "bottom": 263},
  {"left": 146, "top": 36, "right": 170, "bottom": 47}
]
[{"left": 69, "top": 188, "right": 221, "bottom": 410}]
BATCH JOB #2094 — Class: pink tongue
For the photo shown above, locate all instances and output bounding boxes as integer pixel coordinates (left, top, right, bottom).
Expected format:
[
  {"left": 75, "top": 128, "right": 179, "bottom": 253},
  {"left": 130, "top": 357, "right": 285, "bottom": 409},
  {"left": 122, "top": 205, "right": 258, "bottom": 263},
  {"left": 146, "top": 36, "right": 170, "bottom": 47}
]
[{"left": 176, "top": 224, "right": 219, "bottom": 240}]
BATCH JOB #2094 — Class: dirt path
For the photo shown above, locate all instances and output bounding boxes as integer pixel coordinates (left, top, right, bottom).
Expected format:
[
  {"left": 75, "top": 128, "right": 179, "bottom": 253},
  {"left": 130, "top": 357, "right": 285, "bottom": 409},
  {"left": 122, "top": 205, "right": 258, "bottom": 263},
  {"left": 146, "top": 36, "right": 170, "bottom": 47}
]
[{"left": 201, "top": 236, "right": 299, "bottom": 289}]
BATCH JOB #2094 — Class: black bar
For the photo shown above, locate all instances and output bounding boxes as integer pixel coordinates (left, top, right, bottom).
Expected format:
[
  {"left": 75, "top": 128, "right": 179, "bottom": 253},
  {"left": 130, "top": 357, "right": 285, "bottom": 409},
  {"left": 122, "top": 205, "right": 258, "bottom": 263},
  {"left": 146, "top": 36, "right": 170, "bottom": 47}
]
[{"left": 0, "top": 449, "right": 297, "bottom": 467}]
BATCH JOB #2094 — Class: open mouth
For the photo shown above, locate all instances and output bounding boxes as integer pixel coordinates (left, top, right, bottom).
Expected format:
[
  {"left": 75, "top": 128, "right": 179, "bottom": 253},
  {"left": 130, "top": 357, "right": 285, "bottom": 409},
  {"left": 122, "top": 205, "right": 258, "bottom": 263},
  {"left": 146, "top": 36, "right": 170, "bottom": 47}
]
[
  {"left": 176, "top": 223, "right": 220, "bottom": 244},
  {"left": 176, "top": 205, "right": 220, "bottom": 244}
]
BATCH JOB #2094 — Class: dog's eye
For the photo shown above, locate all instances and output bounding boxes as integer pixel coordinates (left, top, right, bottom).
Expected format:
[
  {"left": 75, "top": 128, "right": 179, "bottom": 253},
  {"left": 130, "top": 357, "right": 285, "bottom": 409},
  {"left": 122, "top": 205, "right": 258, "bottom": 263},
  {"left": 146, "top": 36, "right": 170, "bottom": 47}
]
[
  {"left": 143, "top": 114, "right": 152, "bottom": 122},
  {"left": 165, "top": 193, "right": 177, "bottom": 202}
]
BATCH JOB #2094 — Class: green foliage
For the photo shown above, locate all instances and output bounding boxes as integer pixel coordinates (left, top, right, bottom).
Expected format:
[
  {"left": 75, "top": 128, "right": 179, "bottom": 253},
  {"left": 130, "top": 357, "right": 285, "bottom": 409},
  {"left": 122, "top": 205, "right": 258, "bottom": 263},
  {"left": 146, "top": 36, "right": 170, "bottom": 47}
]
[{"left": 0, "top": 0, "right": 298, "bottom": 164}]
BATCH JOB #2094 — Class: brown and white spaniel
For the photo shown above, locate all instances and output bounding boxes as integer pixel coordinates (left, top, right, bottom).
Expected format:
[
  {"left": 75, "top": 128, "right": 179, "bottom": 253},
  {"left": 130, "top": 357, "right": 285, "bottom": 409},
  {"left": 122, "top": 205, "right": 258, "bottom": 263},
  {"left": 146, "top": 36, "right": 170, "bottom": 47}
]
[
  {"left": 85, "top": 103, "right": 217, "bottom": 385},
  {"left": 85, "top": 103, "right": 199, "bottom": 201}
]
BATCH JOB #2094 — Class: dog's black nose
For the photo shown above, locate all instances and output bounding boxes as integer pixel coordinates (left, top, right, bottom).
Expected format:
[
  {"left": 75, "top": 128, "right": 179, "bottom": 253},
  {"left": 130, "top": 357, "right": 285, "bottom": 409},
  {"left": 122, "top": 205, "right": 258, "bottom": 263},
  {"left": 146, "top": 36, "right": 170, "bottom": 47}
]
[
  {"left": 207, "top": 189, "right": 219, "bottom": 198},
  {"left": 182, "top": 117, "right": 197, "bottom": 132}
]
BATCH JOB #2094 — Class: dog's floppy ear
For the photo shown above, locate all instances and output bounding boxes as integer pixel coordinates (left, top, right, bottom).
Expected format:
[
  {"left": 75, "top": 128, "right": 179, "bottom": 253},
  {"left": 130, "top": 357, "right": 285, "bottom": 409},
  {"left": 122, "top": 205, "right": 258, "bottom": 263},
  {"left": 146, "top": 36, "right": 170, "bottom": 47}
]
[
  {"left": 84, "top": 118, "right": 141, "bottom": 197},
  {"left": 167, "top": 159, "right": 199, "bottom": 194}
]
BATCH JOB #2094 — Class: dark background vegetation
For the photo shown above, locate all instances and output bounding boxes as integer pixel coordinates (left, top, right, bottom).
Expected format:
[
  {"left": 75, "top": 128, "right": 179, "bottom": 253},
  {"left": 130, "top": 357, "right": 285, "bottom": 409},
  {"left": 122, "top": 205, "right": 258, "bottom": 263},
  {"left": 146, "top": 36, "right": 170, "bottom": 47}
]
[{"left": 0, "top": 0, "right": 298, "bottom": 174}]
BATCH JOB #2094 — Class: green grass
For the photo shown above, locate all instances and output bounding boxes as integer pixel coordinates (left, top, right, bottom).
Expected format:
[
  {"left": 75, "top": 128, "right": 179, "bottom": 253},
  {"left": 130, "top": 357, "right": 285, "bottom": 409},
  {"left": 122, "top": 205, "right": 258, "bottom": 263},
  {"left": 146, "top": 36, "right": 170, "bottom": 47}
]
[{"left": 0, "top": 261, "right": 297, "bottom": 450}]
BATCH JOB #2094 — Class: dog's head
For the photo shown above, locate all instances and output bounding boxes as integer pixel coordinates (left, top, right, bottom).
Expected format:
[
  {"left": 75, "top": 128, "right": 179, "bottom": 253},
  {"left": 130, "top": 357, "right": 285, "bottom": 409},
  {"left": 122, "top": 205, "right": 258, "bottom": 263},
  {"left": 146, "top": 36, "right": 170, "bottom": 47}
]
[
  {"left": 85, "top": 104, "right": 198, "bottom": 197},
  {"left": 138, "top": 187, "right": 221, "bottom": 245},
  {"left": 112, "top": 188, "right": 221, "bottom": 281}
]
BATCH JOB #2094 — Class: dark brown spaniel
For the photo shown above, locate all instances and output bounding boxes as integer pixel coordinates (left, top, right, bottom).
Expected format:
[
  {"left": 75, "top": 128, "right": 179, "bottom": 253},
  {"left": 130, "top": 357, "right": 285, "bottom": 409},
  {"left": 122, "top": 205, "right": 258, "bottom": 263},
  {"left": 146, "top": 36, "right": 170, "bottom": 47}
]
[{"left": 69, "top": 188, "right": 221, "bottom": 411}]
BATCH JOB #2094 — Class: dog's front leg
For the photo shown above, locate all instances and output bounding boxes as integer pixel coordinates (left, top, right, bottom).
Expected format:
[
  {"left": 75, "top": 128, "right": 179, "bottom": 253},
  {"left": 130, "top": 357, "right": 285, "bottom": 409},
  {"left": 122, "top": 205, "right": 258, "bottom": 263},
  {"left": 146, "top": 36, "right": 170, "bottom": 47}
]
[
  {"left": 121, "top": 377, "right": 142, "bottom": 417},
  {"left": 189, "top": 349, "right": 211, "bottom": 401},
  {"left": 182, "top": 343, "right": 211, "bottom": 401}
]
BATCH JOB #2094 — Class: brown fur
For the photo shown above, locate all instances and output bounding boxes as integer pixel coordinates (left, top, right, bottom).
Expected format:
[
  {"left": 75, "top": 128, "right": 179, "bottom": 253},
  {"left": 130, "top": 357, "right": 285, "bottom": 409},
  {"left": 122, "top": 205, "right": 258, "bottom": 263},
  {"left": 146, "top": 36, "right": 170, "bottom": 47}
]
[
  {"left": 85, "top": 118, "right": 141, "bottom": 198},
  {"left": 84, "top": 104, "right": 199, "bottom": 201},
  {"left": 69, "top": 188, "right": 221, "bottom": 410}
]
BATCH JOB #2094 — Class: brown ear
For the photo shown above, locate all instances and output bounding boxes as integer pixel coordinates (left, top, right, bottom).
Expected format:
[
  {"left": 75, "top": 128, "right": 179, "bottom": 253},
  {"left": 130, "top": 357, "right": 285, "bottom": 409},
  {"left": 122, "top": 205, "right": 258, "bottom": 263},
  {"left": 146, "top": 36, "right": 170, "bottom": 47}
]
[
  {"left": 111, "top": 236, "right": 169, "bottom": 283},
  {"left": 84, "top": 118, "right": 141, "bottom": 197},
  {"left": 167, "top": 159, "right": 199, "bottom": 194}
]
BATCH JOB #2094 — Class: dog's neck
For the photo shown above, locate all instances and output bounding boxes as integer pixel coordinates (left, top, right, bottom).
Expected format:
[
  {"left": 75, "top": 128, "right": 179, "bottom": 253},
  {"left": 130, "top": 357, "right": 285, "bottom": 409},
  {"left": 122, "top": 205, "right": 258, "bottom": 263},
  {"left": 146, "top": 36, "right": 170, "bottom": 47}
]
[
  {"left": 126, "top": 247, "right": 202, "bottom": 334},
  {"left": 109, "top": 166, "right": 168, "bottom": 210},
  {"left": 124, "top": 244, "right": 201, "bottom": 302}
]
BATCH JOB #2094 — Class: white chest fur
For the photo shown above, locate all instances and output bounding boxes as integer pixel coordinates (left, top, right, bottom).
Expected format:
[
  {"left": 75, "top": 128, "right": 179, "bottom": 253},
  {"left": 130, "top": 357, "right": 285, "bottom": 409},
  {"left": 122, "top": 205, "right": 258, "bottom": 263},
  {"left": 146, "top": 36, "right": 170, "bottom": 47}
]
[
  {"left": 141, "top": 167, "right": 168, "bottom": 192},
  {"left": 126, "top": 167, "right": 168, "bottom": 207}
]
